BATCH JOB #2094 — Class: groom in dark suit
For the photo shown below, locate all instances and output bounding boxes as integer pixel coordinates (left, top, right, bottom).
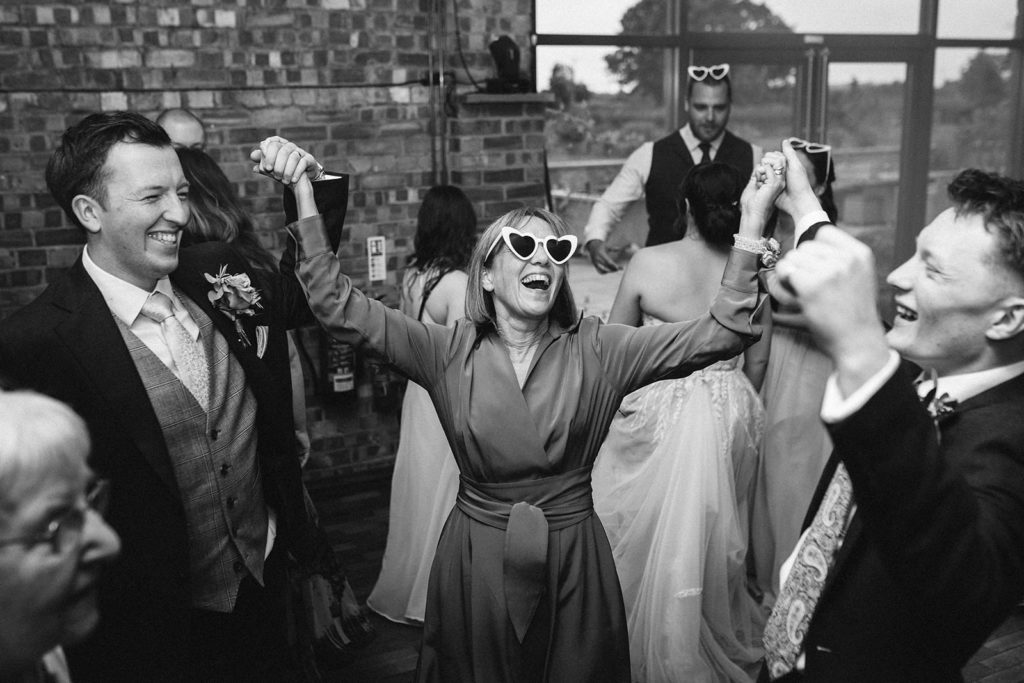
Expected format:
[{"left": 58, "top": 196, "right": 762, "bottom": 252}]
[
  {"left": 760, "top": 142, "right": 1024, "bottom": 681},
  {"left": 0, "top": 112, "right": 346, "bottom": 681}
]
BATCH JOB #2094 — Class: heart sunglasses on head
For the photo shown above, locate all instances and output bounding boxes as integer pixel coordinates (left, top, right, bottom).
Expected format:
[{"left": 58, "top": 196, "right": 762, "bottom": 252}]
[
  {"left": 687, "top": 63, "right": 730, "bottom": 81},
  {"left": 485, "top": 226, "right": 578, "bottom": 265},
  {"left": 787, "top": 137, "right": 832, "bottom": 172}
]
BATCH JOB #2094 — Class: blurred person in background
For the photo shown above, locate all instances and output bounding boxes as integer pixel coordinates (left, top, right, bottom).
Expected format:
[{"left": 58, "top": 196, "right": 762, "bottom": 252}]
[
  {"left": 750, "top": 139, "right": 840, "bottom": 604},
  {"left": 583, "top": 63, "right": 762, "bottom": 273},
  {"left": 367, "top": 185, "right": 477, "bottom": 624},
  {"left": 156, "top": 108, "right": 206, "bottom": 151}
]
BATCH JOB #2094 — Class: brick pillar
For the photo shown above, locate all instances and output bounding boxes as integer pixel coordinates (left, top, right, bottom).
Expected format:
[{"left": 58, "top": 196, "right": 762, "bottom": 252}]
[{"left": 448, "top": 93, "right": 555, "bottom": 221}]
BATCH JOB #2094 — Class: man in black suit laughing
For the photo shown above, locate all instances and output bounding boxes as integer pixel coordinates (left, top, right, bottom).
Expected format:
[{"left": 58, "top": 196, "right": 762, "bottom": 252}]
[{"left": 761, "top": 140, "right": 1024, "bottom": 681}]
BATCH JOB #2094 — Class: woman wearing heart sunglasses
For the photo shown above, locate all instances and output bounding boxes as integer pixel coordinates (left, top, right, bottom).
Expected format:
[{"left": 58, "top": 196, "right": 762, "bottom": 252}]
[
  {"left": 263, "top": 135, "right": 784, "bottom": 682},
  {"left": 592, "top": 160, "right": 772, "bottom": 682}
]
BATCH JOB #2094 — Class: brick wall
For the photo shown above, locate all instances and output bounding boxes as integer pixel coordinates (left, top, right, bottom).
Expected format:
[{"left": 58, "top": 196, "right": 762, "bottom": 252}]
[{"left": 0, "top": 0, "right": 549, "bottom": 479}]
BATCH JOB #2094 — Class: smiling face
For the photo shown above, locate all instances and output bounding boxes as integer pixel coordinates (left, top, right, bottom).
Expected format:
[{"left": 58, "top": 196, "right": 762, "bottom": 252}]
[
  {"left": 0, "top": 460, "right": 120, "bottom": 671},
  {"left": 686, "top": 81, "right": 731, "bottom": 143},
  {"left": 482, "top": 215, "right": 568, "bottom": 326},
  {"left": 78, "top": 142, "right": 190, "bottom": 290},
  {"left": 886, "top": 208, "right": 1022, "bottom": 376}
]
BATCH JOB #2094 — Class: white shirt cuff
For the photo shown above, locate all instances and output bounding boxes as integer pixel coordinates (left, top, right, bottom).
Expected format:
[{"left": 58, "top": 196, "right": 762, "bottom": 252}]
[
  {"left": 794, "top": 209, "right": 832, "bottom": 244},
  {"left": 820, "top": 350, "right": 901, "bottom": 423}
]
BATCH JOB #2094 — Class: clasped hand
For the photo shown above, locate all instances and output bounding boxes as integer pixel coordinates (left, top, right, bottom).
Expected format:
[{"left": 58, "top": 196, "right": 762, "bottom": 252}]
[{"left": 250, "top": 136, "right": 322, "bottom": 189}]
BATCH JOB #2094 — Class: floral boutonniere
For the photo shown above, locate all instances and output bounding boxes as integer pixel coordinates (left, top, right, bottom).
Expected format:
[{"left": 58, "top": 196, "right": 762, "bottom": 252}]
[
  {"left": 925, "top": 390, "right": 958, "bottom": 420},
  {"left": 205, "top": 265, "right": 262, "bottom": 348}
]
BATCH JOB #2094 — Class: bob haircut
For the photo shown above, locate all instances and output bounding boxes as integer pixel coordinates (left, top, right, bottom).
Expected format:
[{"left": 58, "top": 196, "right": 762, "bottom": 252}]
[
  {"left": 0, "top": 391, "right": 90, "bottom": 518},
  {"left": 465, "top": 206, "right": 578, "bottom": 329}
]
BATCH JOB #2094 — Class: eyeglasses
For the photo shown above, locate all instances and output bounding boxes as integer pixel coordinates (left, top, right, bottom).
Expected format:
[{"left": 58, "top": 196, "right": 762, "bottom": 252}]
[
  {"left": 485, "top": 226, "right": 578, "bottom": 265},
  {"left": 787, "top": 137, "right": 832, "bottom": 174},
  {"left": 0, "top": 479, "right": 111, "bottom": 555},
  {"left": 687, "top": 63, "right": 730, "bottom": 81}
]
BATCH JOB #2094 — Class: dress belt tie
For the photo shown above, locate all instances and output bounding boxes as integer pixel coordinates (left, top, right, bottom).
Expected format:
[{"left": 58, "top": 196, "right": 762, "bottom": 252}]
[{"left": 456, "top": 466, "right": 594, "bottom": 643}]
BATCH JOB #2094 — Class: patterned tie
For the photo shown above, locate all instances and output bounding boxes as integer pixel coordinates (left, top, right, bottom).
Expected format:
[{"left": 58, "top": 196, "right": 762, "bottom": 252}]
[
  {"left": 698, "top": 141, "right": 712, "bottom": 165},
  {"left": 762, "top": 462, "right": 855, "bottom": 679},
  {"left": 141, "top": 291, "right": 209, "bottom": 411}
]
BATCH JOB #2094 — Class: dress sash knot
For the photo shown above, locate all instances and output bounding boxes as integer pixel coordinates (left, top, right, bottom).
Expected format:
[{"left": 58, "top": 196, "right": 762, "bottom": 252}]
[{"left": 456, "top": 467, "right": 594, "bottom": 642}]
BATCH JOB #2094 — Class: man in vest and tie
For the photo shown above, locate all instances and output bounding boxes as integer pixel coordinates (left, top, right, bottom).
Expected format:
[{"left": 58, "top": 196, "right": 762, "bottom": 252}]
[
  {"left": 583, "top": 63, "right": 762, "bottom": 273},
  {"left": 0, "top": 112, "right": 346, "bottom": 681},
  {"left": 759, "top": 139, "right": 1024, "bottom": 680}
]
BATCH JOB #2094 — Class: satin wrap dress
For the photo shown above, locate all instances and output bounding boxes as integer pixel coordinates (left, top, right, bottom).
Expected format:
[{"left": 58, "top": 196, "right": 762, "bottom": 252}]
[{"left": 289, "top": 215, "right": 765, "bottom": 683}]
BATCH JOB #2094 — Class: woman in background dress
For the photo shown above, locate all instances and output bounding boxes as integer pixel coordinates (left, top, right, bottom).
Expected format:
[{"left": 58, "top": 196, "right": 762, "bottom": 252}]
[
  {"left": 749, "top": 139, "right": 839, "bottom": 604},
  {"left": 368, "top": 185, "right": 476, "bottom": 624},
  {"left": 592, "top": 161, "right": 770, "bottom": 682}
]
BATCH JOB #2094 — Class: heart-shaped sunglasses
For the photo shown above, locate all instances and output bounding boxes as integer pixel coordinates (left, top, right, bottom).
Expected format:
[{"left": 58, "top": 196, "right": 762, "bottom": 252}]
[
  {"left": 788, "top": 137, "right": 832, "bottom": 172},
  {"left": 485, "top": 226, "right": 578, "bottom": 265},
  {"left": 687, "top": 63, "right": 730, "bottom": 81}
]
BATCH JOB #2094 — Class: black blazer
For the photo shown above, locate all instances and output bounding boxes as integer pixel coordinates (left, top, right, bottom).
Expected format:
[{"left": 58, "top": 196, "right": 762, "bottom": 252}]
[
  {"left": 768, "top": 361, "right": 1024, "bottom": 682},
  {"left": 0, "top": 176, "right": 348, "bottom": 682}
]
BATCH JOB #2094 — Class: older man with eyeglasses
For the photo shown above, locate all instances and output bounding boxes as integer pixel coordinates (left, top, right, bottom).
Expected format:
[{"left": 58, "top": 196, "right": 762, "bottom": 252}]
[
  {"left": 583, "top": 63, "right": 763, "bottom": 273},
  {"left": 0, "top": 390, "right": 121, "bottom": 683}
]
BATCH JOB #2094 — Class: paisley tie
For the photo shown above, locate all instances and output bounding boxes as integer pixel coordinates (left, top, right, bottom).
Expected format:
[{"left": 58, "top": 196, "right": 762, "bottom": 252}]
[{"left": 762, "top": 462, "right": 854, "bottom": 679}]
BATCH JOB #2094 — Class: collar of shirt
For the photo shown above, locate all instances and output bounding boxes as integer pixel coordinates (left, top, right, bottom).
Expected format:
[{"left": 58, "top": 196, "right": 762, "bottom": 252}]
[
  {"left": 680, "top": 124, "right": 724, "bottom": 160},
  {"left": 915, "top": 358, "right": 1024, "bottom": 405},
  {"left": 82, "top": 246, "right": 200, "bottom": 340}
]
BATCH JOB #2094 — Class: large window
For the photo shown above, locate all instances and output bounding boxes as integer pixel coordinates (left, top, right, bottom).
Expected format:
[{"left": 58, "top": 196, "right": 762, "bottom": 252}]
[{"left": 535, "top": 0, "right": 1024, "bottom": 315}]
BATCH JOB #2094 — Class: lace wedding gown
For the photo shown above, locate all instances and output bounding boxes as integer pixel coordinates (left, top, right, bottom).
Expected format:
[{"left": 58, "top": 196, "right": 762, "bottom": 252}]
[{"left": 592, "top": 315, "right": 767, "bottom": 682}]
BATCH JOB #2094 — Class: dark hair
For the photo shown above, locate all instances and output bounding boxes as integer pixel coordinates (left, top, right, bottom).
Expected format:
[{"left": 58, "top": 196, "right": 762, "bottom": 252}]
[
  {"left": 797, "top": 146, "right": 840, "bottom": 223},
  {"left": 674, "top": 162, "right": 744, "bottom": 249},
  {"left": 45, "top": 111, "right": 172, "bottom": 231},
  {"left": 948, "top": 168, "right": 1024, "bottom": 283},
  {"left": 687, "top": 74, "right": 732, "bottom": 101},
  {"left": 176, "top": 147, "right": 277, "bottom": 273},
  {"left": 406, "top": 185, "right": 478, "bottom": 312}
]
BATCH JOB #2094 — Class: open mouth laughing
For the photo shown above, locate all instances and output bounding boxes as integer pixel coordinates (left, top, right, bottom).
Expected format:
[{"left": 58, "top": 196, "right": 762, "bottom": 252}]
[
  {"left": 895, "top": 303, "right": 918, "bottom": 322},
  {"left": 522, "top": 273, "right": 551, "bottom": 291}
]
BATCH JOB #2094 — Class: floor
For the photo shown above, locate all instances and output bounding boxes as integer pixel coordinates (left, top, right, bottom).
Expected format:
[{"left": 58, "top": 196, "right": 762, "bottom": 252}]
[
  {"left": 308, "top": 258, "right": 1024, "bottom": 682},
  {"left": 308, "top": 469, "right": 1024, "bottom": 683}
]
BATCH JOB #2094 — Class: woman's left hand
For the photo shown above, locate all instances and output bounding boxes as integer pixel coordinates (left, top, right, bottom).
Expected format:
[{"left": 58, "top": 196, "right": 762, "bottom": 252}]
[{"left": 739, "top": 151, "right": 786, "bottom": 234}]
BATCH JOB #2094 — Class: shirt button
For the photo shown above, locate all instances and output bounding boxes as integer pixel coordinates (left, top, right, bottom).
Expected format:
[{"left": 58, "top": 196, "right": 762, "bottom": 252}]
[
  {"left": 233, "top": 561, "right": 244, "bottom": 574},
  {"left": 227, "top": 496, "right": 237, "bottom": 509},
  {"left": 220, "top": 463, "right": 231, "bottom": 476}
]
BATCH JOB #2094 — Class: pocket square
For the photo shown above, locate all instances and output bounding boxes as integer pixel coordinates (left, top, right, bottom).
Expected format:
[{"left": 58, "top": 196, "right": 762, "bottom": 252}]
[{"left": 256, "top": 326, "right": 269, "bottom": 359}]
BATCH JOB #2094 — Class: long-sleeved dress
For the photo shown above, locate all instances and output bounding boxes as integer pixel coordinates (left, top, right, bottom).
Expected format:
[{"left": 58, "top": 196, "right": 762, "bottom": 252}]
[{"left": 289, "top": 215, "right": 765, "bottom": 683}]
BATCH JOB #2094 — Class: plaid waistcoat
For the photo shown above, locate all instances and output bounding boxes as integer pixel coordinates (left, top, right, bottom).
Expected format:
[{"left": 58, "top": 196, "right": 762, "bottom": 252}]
[{"left": 115, "top": 291, "right": 269, "bottom": 613}]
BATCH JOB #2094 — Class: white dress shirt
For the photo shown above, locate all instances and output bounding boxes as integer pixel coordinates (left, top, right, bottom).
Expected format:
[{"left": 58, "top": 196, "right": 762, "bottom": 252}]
[
  {"left": 582, "top": 125, "right": 763, "bottom": 245},
  {"left": 82, "top": 245, "right": 200, "bottom": 383}
]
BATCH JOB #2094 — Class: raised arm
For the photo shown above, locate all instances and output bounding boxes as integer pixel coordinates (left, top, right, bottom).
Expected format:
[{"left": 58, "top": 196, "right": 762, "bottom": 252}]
[{"left": 252, "top": 137, "right": 450, "bottom": 387}]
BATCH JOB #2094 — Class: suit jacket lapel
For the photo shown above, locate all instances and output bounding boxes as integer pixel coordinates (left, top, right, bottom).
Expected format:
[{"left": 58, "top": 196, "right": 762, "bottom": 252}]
[{"left": 52, "top": 261, "right": 180, "bottom": 495}]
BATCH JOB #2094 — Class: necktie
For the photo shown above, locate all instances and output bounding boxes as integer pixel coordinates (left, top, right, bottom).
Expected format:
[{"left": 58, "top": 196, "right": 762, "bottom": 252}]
[
  {"left": 698, "top": 141, "right": 712, "bottom": 165},
  {"left": 762, "top": 462, "right": 854, "bottom": 679},
  {"left": 141, "top": 291, "right": 209, "bottom": 411}
]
